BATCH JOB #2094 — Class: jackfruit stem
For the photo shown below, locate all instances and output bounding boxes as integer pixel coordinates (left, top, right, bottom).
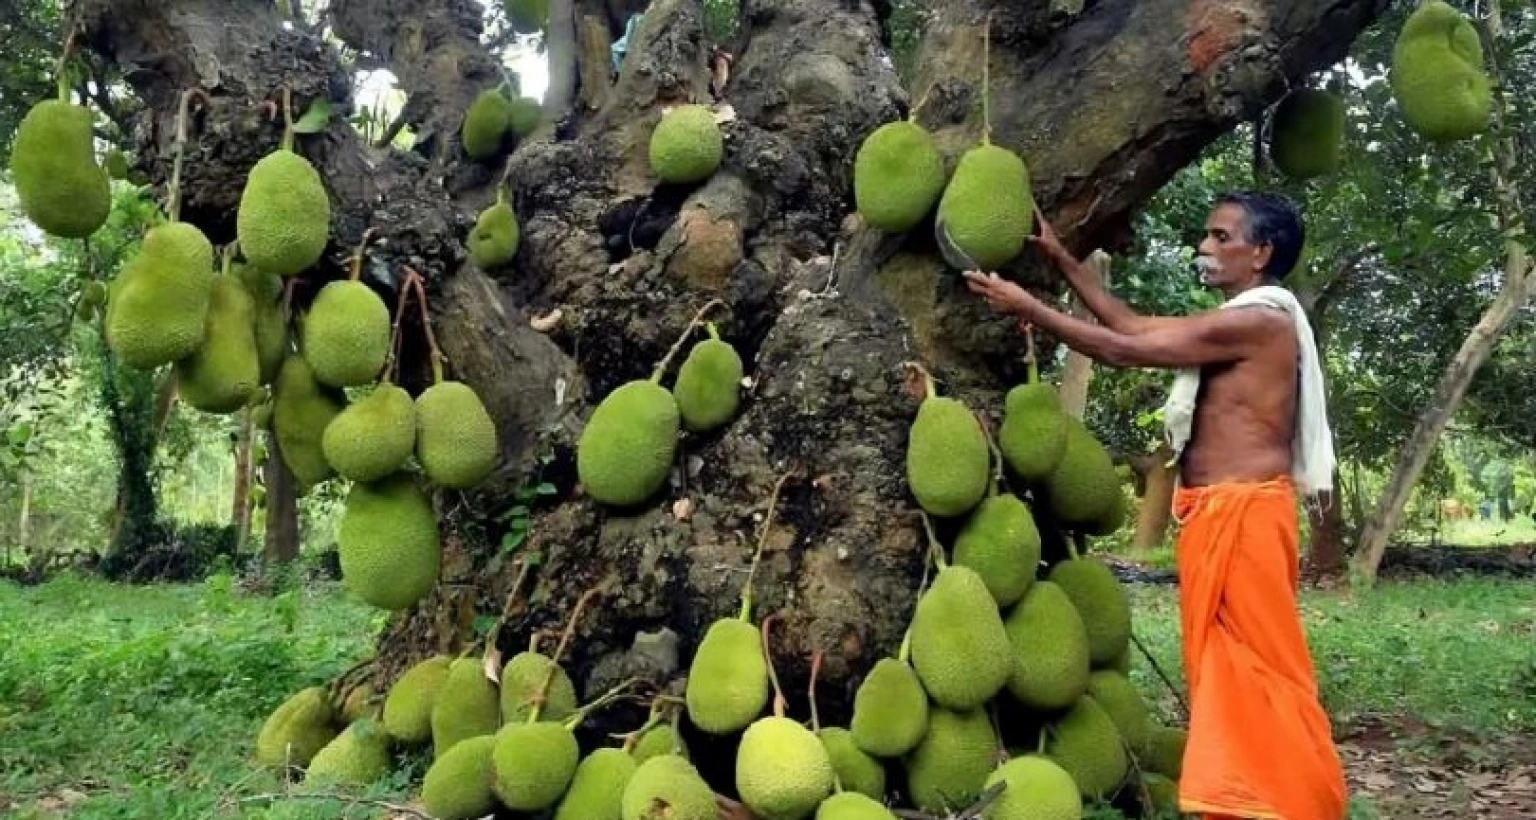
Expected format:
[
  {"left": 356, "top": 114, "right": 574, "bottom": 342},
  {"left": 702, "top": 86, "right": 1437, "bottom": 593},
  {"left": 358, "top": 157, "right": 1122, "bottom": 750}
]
[
  {"left": 1067, "top": 532, "right": 1085, "bottom": 561},
  {"left": 167, "top": 88, "right": 206, "bottom": 223},
  {"left": 908, "top": 80, "right": 936, "bottom": 123},
  {"left": 382, "top": 266, "right": 417, "bottom": 385},
  {"left": 808, "top": 649, "right": 848, "bottom": 794},
  {"left": 1024, "top": 325, "right": 1039, "bottom": 383},
  {"left": 739, "top": 470, "right": 796, "bottom": 622},
  {"left": 280, "top": 86, "right": 295, "bottom": 153},
  {"left": 706, "top": 321, "right": 722, "bottom": 342},
  {"left": 760, "top": 614, "right": 789, "bottom": 719},
  {"left": 1037, "top": 725, "right": 1048, "bottom": 754},
  {"left": 562, "top": 677, "right": 643, "bottom": 731},
  {"left": 220, "top": 243, "right": 236, "bottom": 277},
  {"left": 405, "top": 268, "right": 447, "bottom": 384},
  {"left": 652, "top": 298, "right": 727, "bottom": 381},
  {"left": 528, "top": 586, "right": 602, "bottom": 724},
  {"left": 919, "top": 510, "right": 948, "bottom": 571},
  {"left": 976, "top": 410, "right": 1004, "bottom": 498},
  {"left": 897, "top": 552, "right": 933, "bottom": 663},
  {"left": 477, "top": 557, "right": 535, "bottom": 655},
  {"left": 55, "top": 28, "right": 77, "bottom": 103},
  {"left": 981, "top": 11, "right": 994, "bottom": 145},
  {"left": 618, "top": 699, "right": 668, "bottom": 753},
  {"left": 347, "top": 228, "right": 376, "bottom": 282}
]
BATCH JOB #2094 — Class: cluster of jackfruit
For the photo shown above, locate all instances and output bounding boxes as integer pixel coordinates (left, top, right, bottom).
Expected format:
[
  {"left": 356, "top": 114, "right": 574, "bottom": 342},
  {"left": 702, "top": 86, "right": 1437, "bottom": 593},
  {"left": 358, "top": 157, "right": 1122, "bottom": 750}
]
[
  {"left": 255, "top": 677, "right": 392, "bottom": 787},
  {"left": 1268, "top": 88, "right": 1345, "bottom": 181},
  {"left": 1389, "top": 1, "right": 1491, "bottom": 144},
  {"left": 648, "top": 104, "right": 725, "bottom": 185},
  {"left": 460, "top": 85, "right": 543, "bottom": 161}
]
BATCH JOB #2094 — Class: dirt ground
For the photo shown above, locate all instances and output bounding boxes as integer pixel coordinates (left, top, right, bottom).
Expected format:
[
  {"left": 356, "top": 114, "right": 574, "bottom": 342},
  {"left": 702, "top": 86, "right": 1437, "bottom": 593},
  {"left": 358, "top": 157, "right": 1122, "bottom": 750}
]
[{"left": 1338, "top": 716, "right": 1536, "bottom": 819}]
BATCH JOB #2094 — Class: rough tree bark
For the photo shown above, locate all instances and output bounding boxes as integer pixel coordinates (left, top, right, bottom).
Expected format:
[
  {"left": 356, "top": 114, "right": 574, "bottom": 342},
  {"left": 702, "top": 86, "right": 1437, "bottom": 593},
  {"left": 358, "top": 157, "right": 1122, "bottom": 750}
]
[
  {"left": 1059, "top": 251, "right": 1111, "bottom": 419},
  {"left": 262, "top": 449, "right": 299, "bottom": 565},
  {"left": 73, "top": 0, "right": 1387, "bottom": 777},
  {"left": 231, "top": 409, "right": 253, "bottom": 547},
  {"left": 1127, "top": 444, "right": 1175, "bottom": 555}
]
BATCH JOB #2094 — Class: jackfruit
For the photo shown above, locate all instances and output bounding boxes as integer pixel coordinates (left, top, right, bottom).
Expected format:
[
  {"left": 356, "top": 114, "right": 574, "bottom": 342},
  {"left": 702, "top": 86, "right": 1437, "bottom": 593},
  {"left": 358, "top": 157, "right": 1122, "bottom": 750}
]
[
  {"left": 462, "top": 89, "right": 512, "bottom": 159},
  {"left": 1002, "top": 580, "right": 1091, "bottom": 711},
  {"left": 1141, "top": 773, "right": 1180, "bottom": 816},
  {"left": 304, "top": 717, "right": 390, "bottom": 786},
  {"left": 908, "top": 565, "right": 1013, "bottom": 710},
  {"left": 256, "top": 686, "right": 339, "bottom": 770},
  {"left": 684, "top": 617, "right": 769, "bottom": 734},
  {"left": 416, "top": 380, "right": 499, "bottom": 488},
  {"left": 853, "top": 119, "right": 947, "bottom": 233},
  {"left": 1269, "top": 88, "right": 1345, "bottom": 180},
  {"left": 500, "top": 650, "right": 579, "bottom": 723},
  {"left": 104, "top": 221, "right": 215, "bottom": 370},
  {"left": 1042, "top": 417, "right": 1119, "bottom": 527},
  {"left": 1044, "top": 696, "right": 1128, "bottom": 800},
  {"left": 673, "top": 328, "right": 743, "bottom": 432},
  {"left": 649, "top": 104, "right": 723, "bottom": 185},
  {"left": 468, "top": 194, "right": 521, "bottom": 268},
  {"left": 631, "top": 722, "right": 689, "bottom": 762},
  {"left": 340, "top": 682, "right": 376, "bottom": 723},
  {"left": 903, "top": 707, "right": 997, "bottom": 814},
  {"left": 906, "top": 392, "right": 990, "bottom": 518},
  {"left": 999, "top": 381, "right": 1068, "bottom": 482},
  {"left": 1080, "top": 486, "right": 1126, "bottom": 537},
  {"left": 555, "top": 747, "right": 638, "bottom": 820},
  {"left": 382, "top": 655, "right": 453, "bottom": 743},
  {"left": 849, "top": 657, "right": 929, "bottom": 758},
  {"left": 736, "top": 715, "right": 836, "bottom": 820},
  {"left": 815, "top": 792, "right": 899, "bottom": 820},
  {"left": 175, "top": 273, "right": 261, "bottom": 413},
  {"left": 421, "top": 734, "right": 498, "bottom": 820},
  {"left": 104, "top": 149, "right": 129, "bottom": 181},
  {"left": 432, "top": 657, "right": 502, "bottom": 759},
  {"left": 322, "top": 383, "right": 416, "bottom": 482},
  {"left": 271, "top": 354, "right": 346, "bottom": 490},
  {"left": 336, "top": 472, "right": 441, "bottom": 611},
  {"left": 509, "top": 97, "right": 543, "bottom": 137},
  {"left": 1047, "top": 557, "right": 1131, "bottom": 667},
  {"left": 236, "top": 263, "right": 288, "bottom": 384},
  {"left": 1084, "top": 670, "right": 1151, "bottom": 753},
  {"left": 9, "top": 99, "right": 110, "bottom": 238},
  {"left": 505, "top": 0, "right": 549, "bottom": 34},
  {"left": 1390, "top": 1, "right": 1491, "bottom": 143},
  {"left": 577, "top": 379, "right": 680, "bottom": 506},
  {"left": 1142, "top": 724, "right": 1186, "bottom": 780},
  {"left": 301, "top": 279, "right": 391, "bottom": 388},
  {"left": 1101, "top": 645, "right": 1131, "bottom": 674},
  {"left": 819, "top": 727, "right": 885, "bottom": 799},
  {"left": 953, "top": 493, "right": 1040, "bottom": 607},
  {"left": 237, "top": 148, "right": 331, "bottom": 277},
  {"left": 491, "top": 720, "right": 581, "bottom": 811},
  {"left": 934, "top": 143, "right": 1033, "bottom": 271},
  {"left": 620, "top": 754, "right": 717, "bottom": 820},
  {"left": 983, "top": 755, "right": 1083, "bottom": 820}
]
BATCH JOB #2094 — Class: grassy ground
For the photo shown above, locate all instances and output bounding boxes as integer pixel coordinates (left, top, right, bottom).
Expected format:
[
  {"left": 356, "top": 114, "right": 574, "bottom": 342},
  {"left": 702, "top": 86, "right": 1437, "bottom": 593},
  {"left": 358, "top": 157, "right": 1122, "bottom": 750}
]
[{"left": 1, "top": 571, "right": 1532, "bottom": 819}]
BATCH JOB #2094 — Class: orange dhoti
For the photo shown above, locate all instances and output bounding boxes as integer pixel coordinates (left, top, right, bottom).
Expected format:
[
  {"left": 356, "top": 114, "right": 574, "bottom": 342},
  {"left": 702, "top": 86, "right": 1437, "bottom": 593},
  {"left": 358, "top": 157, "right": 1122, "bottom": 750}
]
[{"left": 1171, "top": 476, "right": 1348, "bottom": 820}]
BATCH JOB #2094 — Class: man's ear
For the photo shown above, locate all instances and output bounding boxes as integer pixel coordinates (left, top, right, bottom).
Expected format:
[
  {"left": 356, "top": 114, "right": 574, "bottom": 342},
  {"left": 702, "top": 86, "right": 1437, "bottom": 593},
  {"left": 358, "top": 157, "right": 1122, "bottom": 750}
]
[{"left": 1252, "top": 241, "right": 1274, "bottom": 273}]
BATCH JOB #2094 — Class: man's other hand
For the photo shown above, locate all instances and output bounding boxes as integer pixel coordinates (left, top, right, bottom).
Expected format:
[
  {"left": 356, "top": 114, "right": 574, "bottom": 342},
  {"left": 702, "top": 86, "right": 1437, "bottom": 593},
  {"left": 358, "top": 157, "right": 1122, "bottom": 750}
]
[{"left": 962, "top": 270, "right": 1040, "bottom": 319}]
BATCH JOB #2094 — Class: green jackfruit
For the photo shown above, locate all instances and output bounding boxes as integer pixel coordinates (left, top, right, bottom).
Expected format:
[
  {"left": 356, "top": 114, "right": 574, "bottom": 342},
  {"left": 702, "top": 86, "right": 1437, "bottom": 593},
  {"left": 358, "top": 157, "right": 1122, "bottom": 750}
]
[
  {"left": 271, "top": 354, "right": 346, "bottom": 490},
  {"left": 462, "top": 89, "right": 512, "bottom": 159},
  {"left": 908, "top": 565, "right": 1013, "bottom": 711},
  {"left": 1101, "top": 645, "right": 1131, "bottom": 674},
  {"left": 104, "top": 221, "right": 215, "bottom": 369},
  {"left": 1045, "top": 696, "right": 1128, "bottom": 800},
  {"left": 1043, "top": 416, "right": 1119, "bottom": 527},
  {"left": 505, "top": 0, "right": 549, "bottom": 34},
  {"left": 815, "top": 792, "right": 899, "bottom": 820},
  {"left": 340, "top": 682, "right": 376, "bottom": 723},
  {"left": 500, "top": 650, "right": 579, "bottom": 723},
  {"left": 236, "top": 263, "right": 287, "bottom": 384},
  {"left": 9, "top": 99, "right": 110, "bottom": 238},
  {"left": 555, "top": 747, "right": 638, "bottom": 820},
  {"left": 1047, "top": 557, "right": 1131, "bottom": 667},
  {"left": 80, "top": 280, "right": 106, "bottom": 307},
  {"left": 302, "top": 279, "right": 391, "bottom": 388},
  {"left": 849, "top": 657, "right": 929, "bottom": 757},
  {"left": 304, "top": 717, "right": 390, "bottom": 786},
  {"left": 999, "top": 382, "right": 1068, "bottom": 482},
  {"left": 322, "top": 383, "right": 416, "bottom": 482},
  {"left": 1269, "top": 88, "right": 1345, "bottom": 180},
  {"left": 631, "top": 722, "right": 689, "bottom": 763},
  {"left": 673, "top": 330, "right": 743, "bottom": 433},
  {"left": 432, "top": 657, "right": 502, "bottom": 759},
  {"left": 684, "top": 617, "right": 769, "bottom": 734},
  {"left": 104, "top": 149, "right": 129, "bottom": 181},
  {"left": 468, "top": 196, "right": 521, "bottom": 268},
  {"left": 1141, "top": 773, "right": 1180, "bottom": 816},
  {"left": 818, "top": 727, "right": 885, "bottom": 799},
  {"left": 983, "top": 755, "right": 1083, "bottom": 820},
  {"left": 508, "top": 97, "right": 543, "bottom": 137},
  {"left": 736, "top": 715, "right": 836, "bottom": 820},
  {"left": 336, "top": 472, "right": 441, "bottom": 611},
  {"left": 935, "top": 143, "right": 1033, "bottom": 271},
  {"left": 577, "top": 379, "right": 680, "bottom": 506},
  {"left": 382, "top": 655, "right": 453, "bottom": 743},
  {"left": 491, "top": 720, "right": 581, "bottom": 811},
  {"left": 620, "top": 754, "right": 718, "bottom": 820},
  {"left": 1142, "top": 724, "right": 1186, "bottom": 780},
  {"left": 1390, "top": 1, "right": 1491, "bottom": 143},
  {"left": 416, "top": 380, "right": 499, "bottom": 489},
  {"left": 906, "top": 393, "right": 989, "bottom": 518},
  {"left": 853, "top": 119, "right": 947, "bottom": 233},
  {"left": 649, "top": 104, "right": 723, "bottom": 184},
  {"left": 237, "top": 148, "right": 331, "bottom": 277},
  {"left": 953, "top": 493, "right": 1040, "bottom": 607},
  {"left": 421, "top": 734, "right": 498, "bottom": 820},
  {"left": 1080, "top": 487, "right": 1127, "bottom": 537},
  {"left": 1003, "top": 581, "right": 1091, "bottom": 711},
  {"left": 1085, "top": 670, "right": 1151, "bottom": 754},
  {"left": 256, "top": 686, "right": 339, "bottom": 770},
  {"left": 903, "top": 707, "right": 997, "bottom": 814},
  {"left": 175, "top": 273, "right": 261, "bottom": 414}
]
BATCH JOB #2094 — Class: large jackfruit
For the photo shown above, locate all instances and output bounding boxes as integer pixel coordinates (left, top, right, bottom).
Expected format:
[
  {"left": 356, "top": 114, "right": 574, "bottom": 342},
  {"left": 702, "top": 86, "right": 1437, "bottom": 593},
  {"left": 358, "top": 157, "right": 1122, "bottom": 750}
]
[
  {"left": 853, "top": 119, "right": 947, "bottom": 233},
  {"left": 10, "top": 99, "right": 110, "bottom": 238},
  {"left": 735, "top": 715, "right": 836, "bottom": 820},
  {"left": 577, "top": 379, "right": 680, "bottom": 506},
  {"left": 908, "top": 565, "right": 1013, "bottom": 711},
  {"left": 999, "top": 381, "right": 1068, "bottom": 482},
  {"left": 952, "top": 493, "right": 1040, "bottom": 607},
  {"left": 649, "top": 104, "right": 723, "bottom": 184},
  {"left": 175, "top": 273, "right": 261, "bottom": 414},
  {"left": 237, "top": 148, "right": 331, "bottom": 277},
  {"left": 620, "top": 754, "right": 717, "bottom": 820},
  {"left": 684, "top": 617, "right": 769, "bottom": 734},
  {"left": 416, "top": 380, "right": 499, "bottom": 489},
  {"left": 382, "top": 654, "right": 453, "bottom": 743},
  {"left": 431, "top": 656, "right": 501, "bottom": 760},
  {"left": 1269, "top": 88, "right": 1345, "bottom": 180},
  {"left": 903, "top": 707, "right": 997, "bottom": 814},
  {"left": 906, "top": 390, "right": 990, "bottom": 518},
  {"left": 322, "top": 383, "right": 416, "bottom": 482},
  {"left": 255, "top": 686, "right": 339, "bottom": 770},
  {"left": 555, "top": 747, "right": 637, "bottom": 820},
  {"left": 336, "top": 472, "right": 441, "bottom": 611},
  {"left": 1044, "top": 695, "right": 1128, "bottom": 800},
  {"left": 304, "top": 717, "right": 390, "bottom": 786},
  {"left": 271, "top": 354, "right": 346, "bottom": 490},
  {"left": 1042, "top": 416, "right": 1119, "bottom": 528},
  {"left": 236, "top": 263, "right": 288, "bottom": 384},
  {"left": 302, "top": 279, "right": 391, "bottom": 388},
  {"left": 491, "top": 720, "right": 581, "bottom": 811},
  {"left": 1047, "top": 557, "right": 1131, "bottom": 667},
  {"left": 1002, "top": 580, "right": 1091, "bottom": 711},
  {"left": 1390, "top": 1, "right": 1491, "bottom": 143},
  {"left": 849, "top": 657, "right": 929, "bottom": 757},
  {"left": 421, "top": 734, "right": 498, "bottom": 820},
  {"left": 672, "top": 327, "right": 743, "bottom": 433},
  {"left": 500, "top": 650, "right": 579, "bottom": 723},
  {"left": 468, "top": 194, "right": 521, "bottom": 268},
  {"left": 1084, "top": 670, "right": 1151, "bottom": 753},
  {"left": 983, "top": 755, "right": 1083, "bottom": 820},
  {"left": 104, "top": 221, "right": 215, "bottom": 370},
  {"left": 462, "top": 89, "right": 513, "bottom": 159},
  {"left": 935, "top": 143, "right": 1033, "bottom": 271}
]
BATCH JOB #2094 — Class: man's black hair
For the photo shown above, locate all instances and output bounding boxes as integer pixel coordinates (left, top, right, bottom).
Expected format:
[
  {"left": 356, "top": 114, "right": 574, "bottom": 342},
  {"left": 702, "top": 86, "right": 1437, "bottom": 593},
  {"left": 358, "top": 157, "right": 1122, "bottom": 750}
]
[{"left": 1215, "top": 190, "right": 1306, "bottom": 280}]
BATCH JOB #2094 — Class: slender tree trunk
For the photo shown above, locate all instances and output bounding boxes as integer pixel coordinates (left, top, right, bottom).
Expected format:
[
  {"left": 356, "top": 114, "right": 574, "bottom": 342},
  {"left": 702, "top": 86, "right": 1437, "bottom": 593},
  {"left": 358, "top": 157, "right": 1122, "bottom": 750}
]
[
  {"left": 1128, "top": 444, "right": 1175, "bottom": 555},
  {"left": 17, "top": 475, "right": 33, "bottom": 555},
  {"left": 232, "top": 409, "right": 254, "bottom": 548},
  {"left": 1058, "top": 250, "right": 1110, "bottom": 420},
  {"left": 262, "top": 441, "right": 299, "bottom": 565}
]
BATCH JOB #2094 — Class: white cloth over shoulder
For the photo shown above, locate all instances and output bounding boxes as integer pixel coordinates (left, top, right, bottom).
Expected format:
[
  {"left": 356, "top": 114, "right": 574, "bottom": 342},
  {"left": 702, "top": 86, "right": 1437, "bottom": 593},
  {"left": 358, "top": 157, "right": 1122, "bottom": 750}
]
[{"left": 1161, "top": 284, "right": 1336, "bottom": 496}]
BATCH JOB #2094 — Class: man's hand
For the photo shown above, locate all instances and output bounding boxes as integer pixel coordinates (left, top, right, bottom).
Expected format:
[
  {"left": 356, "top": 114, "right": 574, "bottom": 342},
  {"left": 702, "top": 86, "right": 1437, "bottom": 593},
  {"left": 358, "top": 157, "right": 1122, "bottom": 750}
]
[
  {"left": 1027, "top": 207, "right": 1070, "bottom": 263},
  {"left": 962, "top": 270, "right": 1044, "bottom": 321}
]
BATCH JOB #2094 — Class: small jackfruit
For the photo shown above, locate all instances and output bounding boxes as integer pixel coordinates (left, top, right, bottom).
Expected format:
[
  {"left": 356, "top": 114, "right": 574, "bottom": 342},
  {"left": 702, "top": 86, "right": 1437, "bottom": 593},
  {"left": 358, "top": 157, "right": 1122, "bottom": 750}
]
[
  {"left": 462, "top": 89, "right": 513, "bottom": 159},
  {"left": 431, "top": 657, "right": 502, "bottom": 759},
  {"left": 815, "top": 791, "right": 899, "bottom": 820},
  {"left": 1141, "top": 772, "right": 1180, "bottom": 816},
  {"left": 9, "top": 99, "right": 110, "bottom": 238},
  {"left": 1002, "top": 580, "right": 1091, "bottom": 711},
  {"left": 271, "top": 354, "right": 346, "bottom": 490},
  {"left": 236, "top": 263, "right": 288, "bottom": 384},
  {"left": 649, "top": 104, "right": 723, "bottom": 185},
  {"left": 1390, "top": 1, "right": 1491, "bottom": 143},
  {"left": 1084, "top": 670, "right": 1151, "bottom": 754},
  {"left": 736, "top": 715, "right": 836, "bottom": 820},
  {"left": 301, "top": 279, "right": 391, "bottom": 388},
  {"left": 631, "top": 722, "right": 689, "bottom": 763},
  {"left": 1047, "top": 557, "right": 1131, "bottom": 667},
  {"left": 500, "top": 650, "right": 579, "bottom": 723},
  {"left": 491, "top": 720, "right": 581, "bottom": 811},
  {"left": 322, "top": 383, "right": 416, "bottom": 482},
  {"left": 906, "top": 392, "right": 990, "bottom": 518},
  {"left": 555, "top": 747, "right": 639, "bottom": 820},
  {"left": 104, "top": 149, "right": 129, "bottom": 181},
  {"left": 935, "top": 143, "right": 1033, "bottom": 271},
  {"left": 336, "top": 472, "right": 441, "bottom": 611},
  {"left": 908, "top": 565, "right": 1013, "bottom": 711},
  {"left": 304, "top": 717, "right": 390, "bottom": 786},
  {"left": 340, "top": 682, "right": 376, "bottom": 723},
  {"left": 255, "top": 686, "right": 339, "bottom": 770},
  {"left": 999, "top": 382, "right": 1068, "bottom": 482},
  {"left": 505, "top": 0, "right": 550, "bottom": 34},
  {"left": 849, "top": 657, "right": 929, "bottom": 758},
  {"left": 1042, "top": 417, "right": 1119, "bottom": 527},
  {"left": 1269, "top": 88, "right": 1345, "bottom": 180},
  {"left": 175, "top": 273, "right": 261, "bottom": 413},
  {"left": 237, "top": 148, "right": 331, "bottom": 277},
  {"left": 853, "top": 119, "right": 947, "bottom": 233},
  {"left": 983, "top": 755, "right": 1083, "bottom": 820},
  {"left": 818, "top": 727, "right": 885, "bottom": 799},
  {"left": 416, "top": 380, "right": 499, "bottom": 488},
  {"left": 903, "top": 707, "right": 998, "bottom": 814},
  {"left": 421, "top": 734, "right": 498, "bottom": 820},
  {"left": 508, "top": 97, "right": 543, "bottom": 137},
  {"left": 952, "top": 493, "right": 1041, "bottom": 607},
  {"left": 382, "top": 655, "right": 453, "bottom": 743},
  {"left": 620, "top": 754, "right": 718, "bottom": 820},
  {"left": 1142, "top": 724, "right": 1186, "bottom": 780},
  {"left": 577, "top": 379, "right": 680, "bottom": 506},
  {"left": 1044, "top": 695, "right": 1128, "bottom": 800},
  {"left": 673, "top": 328, "right": 743, "bottom": 433},
  {"left": 684, "top": 617, "right": 769, "bottom": 734},
  {"left": 104, "top": 221, "right": 215, "bottom": 370},
  {"left": 468, "top": 195, "right": 521, "bottom": 268}
]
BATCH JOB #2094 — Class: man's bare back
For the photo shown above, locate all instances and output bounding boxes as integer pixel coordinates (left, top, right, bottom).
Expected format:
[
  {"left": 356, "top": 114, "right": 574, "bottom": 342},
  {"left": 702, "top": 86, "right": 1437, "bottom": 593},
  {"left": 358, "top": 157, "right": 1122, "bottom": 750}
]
[{"left": 1180, "top": 306, "right": 1299, "bottom": 488}]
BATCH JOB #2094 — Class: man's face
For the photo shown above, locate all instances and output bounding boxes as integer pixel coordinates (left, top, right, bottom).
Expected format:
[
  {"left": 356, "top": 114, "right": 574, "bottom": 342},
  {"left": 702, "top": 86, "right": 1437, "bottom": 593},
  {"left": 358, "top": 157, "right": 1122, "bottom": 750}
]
[{"left": 1195, "top": 202, "right": 1271, "bottom": 287}]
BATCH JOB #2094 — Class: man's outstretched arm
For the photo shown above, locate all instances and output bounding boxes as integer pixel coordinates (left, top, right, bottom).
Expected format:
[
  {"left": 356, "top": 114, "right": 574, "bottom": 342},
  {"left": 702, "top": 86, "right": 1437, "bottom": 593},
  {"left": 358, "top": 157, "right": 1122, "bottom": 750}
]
[{"left": 1032, "top": 214, "right": 1180, "bottom": 335}]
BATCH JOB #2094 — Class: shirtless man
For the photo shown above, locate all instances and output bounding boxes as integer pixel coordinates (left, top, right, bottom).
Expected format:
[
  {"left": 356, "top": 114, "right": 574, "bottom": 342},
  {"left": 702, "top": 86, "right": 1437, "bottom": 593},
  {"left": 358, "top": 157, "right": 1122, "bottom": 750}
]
[{"left": 963, "top": 190, "right": 1348, "bottom": 820}]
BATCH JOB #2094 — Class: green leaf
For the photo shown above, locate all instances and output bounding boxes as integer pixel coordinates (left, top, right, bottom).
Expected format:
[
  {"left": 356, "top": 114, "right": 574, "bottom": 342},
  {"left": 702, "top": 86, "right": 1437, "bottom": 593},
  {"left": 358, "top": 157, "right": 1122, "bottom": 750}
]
[{"left": 291, "top": 98, "right": 333, "bottom": 134}]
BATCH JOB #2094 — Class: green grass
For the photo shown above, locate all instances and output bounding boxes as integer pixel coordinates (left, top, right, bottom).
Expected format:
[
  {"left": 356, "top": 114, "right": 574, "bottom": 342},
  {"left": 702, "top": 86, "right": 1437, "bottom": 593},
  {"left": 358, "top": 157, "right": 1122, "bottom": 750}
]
[{"left": 1407, "top": 515, "right": 1536, "bottom": 547}]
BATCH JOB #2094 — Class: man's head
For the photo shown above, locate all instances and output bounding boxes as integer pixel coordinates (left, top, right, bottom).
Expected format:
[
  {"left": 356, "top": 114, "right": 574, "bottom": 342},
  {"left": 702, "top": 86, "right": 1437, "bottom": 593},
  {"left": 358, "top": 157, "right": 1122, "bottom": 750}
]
[{"left": 1196, "top": 190, "right": 1306, "bottom": 293}]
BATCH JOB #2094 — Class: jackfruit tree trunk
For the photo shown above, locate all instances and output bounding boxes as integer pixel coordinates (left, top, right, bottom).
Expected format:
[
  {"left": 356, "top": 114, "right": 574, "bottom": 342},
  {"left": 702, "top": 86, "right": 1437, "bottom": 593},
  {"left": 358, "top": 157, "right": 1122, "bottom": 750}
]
[
  {"left": 263, "top": 451, "right": 299, "bottom": 566},
  {"left": 1129, "top": 445, "right": 1175, "bottom": 555},
  {"left": 231, "top": 410, "right": 254, "bottom": 548}
]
